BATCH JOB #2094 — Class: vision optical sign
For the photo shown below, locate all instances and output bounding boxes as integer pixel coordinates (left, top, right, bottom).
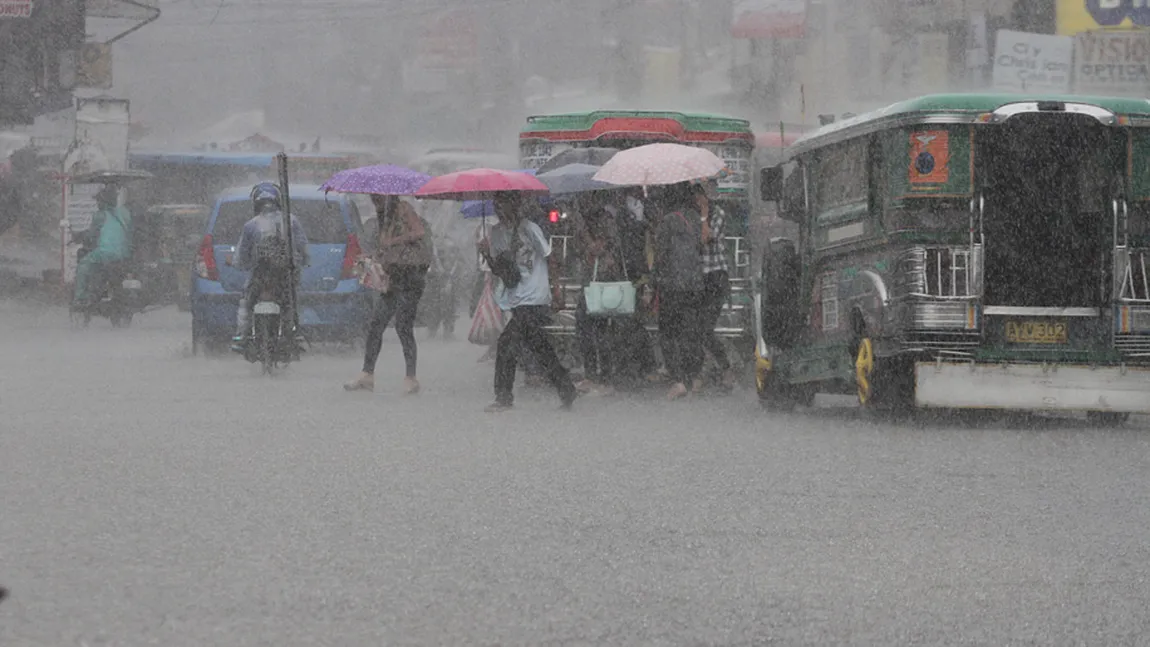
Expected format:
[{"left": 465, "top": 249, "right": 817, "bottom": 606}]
[{"left": 1058, "top": 0, "right": 1150, "bottom": 35}]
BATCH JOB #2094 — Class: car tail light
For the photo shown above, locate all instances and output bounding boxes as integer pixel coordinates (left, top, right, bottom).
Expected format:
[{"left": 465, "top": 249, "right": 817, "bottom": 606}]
[
  {"left": 342, "top": 233, "right": 362, "bottom": 279},
  {"left": 195, "top": 234, "right": 218, "bottom": 281}
]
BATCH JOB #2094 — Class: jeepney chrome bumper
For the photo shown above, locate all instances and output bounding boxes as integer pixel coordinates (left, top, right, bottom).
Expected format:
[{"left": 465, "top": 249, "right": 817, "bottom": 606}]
[{"left": 915, "top": 361, "right": 1150, "bottom": 413}]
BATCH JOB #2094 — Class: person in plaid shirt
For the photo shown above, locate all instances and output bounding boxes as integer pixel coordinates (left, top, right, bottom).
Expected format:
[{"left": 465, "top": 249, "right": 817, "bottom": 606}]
[{"left": 697, "top": 180, "right": 735, "bottom": 389}]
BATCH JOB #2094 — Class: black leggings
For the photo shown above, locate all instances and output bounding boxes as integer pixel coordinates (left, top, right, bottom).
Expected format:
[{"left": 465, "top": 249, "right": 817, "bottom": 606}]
[
  {"left": 702, "top": 271, "right": 731, "bottom": 371},
  {"left": 363, "top": 266, "right": 426, "bottom": 378},
  {"left": 658, "top": 289, "right": 705, "bottom": 385}
]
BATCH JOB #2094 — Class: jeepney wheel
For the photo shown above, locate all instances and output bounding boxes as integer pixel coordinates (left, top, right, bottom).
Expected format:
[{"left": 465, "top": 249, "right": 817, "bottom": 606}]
[
  {"left": 1087, "top": 411, "right": 1129, "bottom": 428},
  {"left": 756, "top": 360, "right": 797, "bottom": 412},
  {"left": 855, "top": 338, "right": 914, "bottom": 411},
  {"left": 855, "top": 338, "right": 876, "bottom": 407}
]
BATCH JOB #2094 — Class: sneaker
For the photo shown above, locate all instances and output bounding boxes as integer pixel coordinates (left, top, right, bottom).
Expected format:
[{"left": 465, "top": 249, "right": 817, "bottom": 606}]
[
  {"left": 484, "top": 401, "right": 513, "bottom": 413},
  {"left": 691, "top": 377, "right": 705, "bottom": 393},
  {"left": 403, "top": 377, "right": 420, "bottom": 395},
  {"left": 666, "top": 382, "right": 689, "bottom": 401},
  {"left": 343, "top": 372, "right": 375, "bottom": 392},
  {"left": 559, "top": 388, "right": 576, "bottom": 411}
]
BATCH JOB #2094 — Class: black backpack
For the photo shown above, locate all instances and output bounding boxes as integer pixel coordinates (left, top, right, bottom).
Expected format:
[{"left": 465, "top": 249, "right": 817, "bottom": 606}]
[{"left": 254, "top": 222, "right": 292, "bottom": 272}]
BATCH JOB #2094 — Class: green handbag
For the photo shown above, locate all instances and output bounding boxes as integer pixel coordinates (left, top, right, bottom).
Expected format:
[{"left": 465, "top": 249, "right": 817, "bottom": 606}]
[{"left": 584, "top": 257, "right": 636, "bottom": 317}]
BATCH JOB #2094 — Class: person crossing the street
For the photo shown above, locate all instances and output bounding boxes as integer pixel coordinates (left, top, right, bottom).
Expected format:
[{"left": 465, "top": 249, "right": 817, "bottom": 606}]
[{"left": 482, "top": 193, "right": 576, "bottom": 412}]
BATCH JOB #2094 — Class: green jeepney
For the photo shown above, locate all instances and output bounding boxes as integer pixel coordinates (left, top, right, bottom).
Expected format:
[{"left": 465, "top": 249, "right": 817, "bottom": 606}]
[
  {"left": 519, "top": 110, "right": 757, "bottom": 364},
  {"left": 756, "top": 93, "right": 1150, "bottom": 423}
]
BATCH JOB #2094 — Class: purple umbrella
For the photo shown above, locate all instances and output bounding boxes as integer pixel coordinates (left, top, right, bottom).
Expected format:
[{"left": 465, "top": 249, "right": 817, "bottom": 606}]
[{"left": 320, "top": 164, "right": 432, "bottom": 196}]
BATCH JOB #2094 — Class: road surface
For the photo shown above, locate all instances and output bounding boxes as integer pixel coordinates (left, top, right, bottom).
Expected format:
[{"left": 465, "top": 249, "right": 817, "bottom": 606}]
[{"left": 2, "top": 301, "right": 1150, "bottom": 645}]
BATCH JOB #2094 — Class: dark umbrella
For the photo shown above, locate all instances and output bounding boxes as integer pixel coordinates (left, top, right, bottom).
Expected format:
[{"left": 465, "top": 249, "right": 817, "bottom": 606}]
[
  {"left": 537, "top": 163, "right": 614, "bottom": 195},
  {"left": 536, "top": 147, "right": 620, "bottom": 174}
]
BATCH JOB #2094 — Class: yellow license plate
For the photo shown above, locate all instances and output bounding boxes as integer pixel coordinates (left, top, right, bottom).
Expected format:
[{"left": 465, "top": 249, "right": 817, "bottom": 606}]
[{"left": 1005, "top": 320, "right": 1068, "bottom": 344}]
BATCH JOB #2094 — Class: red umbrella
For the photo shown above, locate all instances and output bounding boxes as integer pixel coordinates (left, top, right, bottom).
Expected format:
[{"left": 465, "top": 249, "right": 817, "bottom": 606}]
[{"left": 413, "top": 168, "right": 549, "bottom": 201}]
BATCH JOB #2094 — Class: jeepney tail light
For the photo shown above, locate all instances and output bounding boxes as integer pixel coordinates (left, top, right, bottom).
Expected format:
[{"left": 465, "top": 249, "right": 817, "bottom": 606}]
[
  {"left": 549, "top": 209, "right": 560, "bottom": 224},
  {"left": 342, "top": 233, "right": 362, "bottom": 280},
  {"left": 196, "top": 235, "right": 218, "bottom": 281},
  {"left": 1117, "top": 306, "right": 1150, "bottom": 334}
]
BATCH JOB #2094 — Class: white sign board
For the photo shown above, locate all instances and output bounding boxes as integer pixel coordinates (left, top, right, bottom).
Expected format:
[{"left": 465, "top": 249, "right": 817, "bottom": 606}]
[
  {"left": 1074, "top": 30, "right": 1150, "bottom": 97},
  {"left": 72, "top": 97, "right": 130, "bottom": 173},
  {"left": 0, "top": 0, "right": 33, "bottom": 18},
  {"left": 992, "top": 30, "right": 1073, "bottom": 93}
]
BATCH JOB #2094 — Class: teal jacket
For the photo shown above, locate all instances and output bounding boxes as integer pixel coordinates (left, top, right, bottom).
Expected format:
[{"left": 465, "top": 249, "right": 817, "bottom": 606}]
[{"left": 90, "top": 206, "right": 132, "bottom": 260}]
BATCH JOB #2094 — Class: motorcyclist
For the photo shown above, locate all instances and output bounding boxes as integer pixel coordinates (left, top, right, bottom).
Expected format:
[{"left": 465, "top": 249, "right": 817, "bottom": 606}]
[
  {"left": 72, "top": 184, "right": 132, "bottom": 309},
  {"left": 228, "top": 182, "right": 309, "bottom": 352}
]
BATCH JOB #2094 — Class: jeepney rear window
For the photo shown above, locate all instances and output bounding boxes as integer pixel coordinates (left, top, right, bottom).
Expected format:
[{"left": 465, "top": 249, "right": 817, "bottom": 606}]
[{"left": 812, "top": 138, "right": 868, "bottom": 221}]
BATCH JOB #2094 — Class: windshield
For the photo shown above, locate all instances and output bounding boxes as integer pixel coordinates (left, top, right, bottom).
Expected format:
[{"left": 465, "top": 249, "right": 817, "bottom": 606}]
[{"left": 211, "top": 198, "right": 355, "bottom": 245}]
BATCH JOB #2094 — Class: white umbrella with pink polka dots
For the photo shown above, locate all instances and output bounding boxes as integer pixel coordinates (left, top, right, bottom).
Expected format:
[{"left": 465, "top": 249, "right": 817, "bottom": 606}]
[{"left": 592, "top": 143, "right": 727, "bottom": 188}]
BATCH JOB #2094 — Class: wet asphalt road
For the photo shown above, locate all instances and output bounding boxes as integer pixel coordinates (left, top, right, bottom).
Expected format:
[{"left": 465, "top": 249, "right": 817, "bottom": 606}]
[{"left": 2, "top": 300, "right": 1150, "bottom": 646}]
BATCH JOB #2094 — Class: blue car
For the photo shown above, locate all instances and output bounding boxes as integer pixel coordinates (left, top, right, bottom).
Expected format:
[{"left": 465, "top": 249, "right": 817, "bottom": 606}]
[{"left": 190, "top": 185, "right": 370, "bottom": 353}]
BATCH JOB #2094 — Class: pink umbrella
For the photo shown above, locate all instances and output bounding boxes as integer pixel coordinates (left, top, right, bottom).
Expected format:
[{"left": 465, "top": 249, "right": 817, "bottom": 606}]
[
  {"left": 413, "top": 168, "right": 550, "bottom": 201},
  {"left": 593, "top": 143, "right": 727, "bottom": 187}
]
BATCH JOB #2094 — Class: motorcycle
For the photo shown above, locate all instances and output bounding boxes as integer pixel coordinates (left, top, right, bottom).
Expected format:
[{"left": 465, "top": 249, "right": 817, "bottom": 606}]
[
  {"left": 242, "top": 281, "right": 303, "bottom": 374},
  {"left": 236, "top": 270, "right": 305, "bottom": 374},
  {"left": 71, "top": 249, "right": 146, "bottom": 328}
]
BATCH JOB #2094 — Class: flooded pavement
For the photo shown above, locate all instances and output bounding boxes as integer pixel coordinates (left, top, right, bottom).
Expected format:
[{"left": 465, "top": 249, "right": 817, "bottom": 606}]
[{"left": 2, "top": 301, "right": 1150, "bottom": 645}]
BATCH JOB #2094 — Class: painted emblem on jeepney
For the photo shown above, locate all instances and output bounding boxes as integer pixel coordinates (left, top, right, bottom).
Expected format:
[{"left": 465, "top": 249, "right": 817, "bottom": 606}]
[{"left": 910, "top": 131, "right": 950, "bottom": 185}]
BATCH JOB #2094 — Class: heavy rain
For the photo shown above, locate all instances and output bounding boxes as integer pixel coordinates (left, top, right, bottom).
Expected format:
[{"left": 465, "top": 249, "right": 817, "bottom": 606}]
[{"left": 4, "top": 0, "right": 1150, "bottom": 644}]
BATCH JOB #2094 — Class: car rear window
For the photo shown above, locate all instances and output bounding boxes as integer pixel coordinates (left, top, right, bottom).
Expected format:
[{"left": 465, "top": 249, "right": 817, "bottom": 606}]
[{"left": 211, "top": 198, "right": 353, "bottom": 245}]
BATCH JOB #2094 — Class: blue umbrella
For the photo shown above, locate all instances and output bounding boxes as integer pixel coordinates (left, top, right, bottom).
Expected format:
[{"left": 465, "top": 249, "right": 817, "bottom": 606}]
[
  {"left": 459, "top": 169, "right": 546, "bottom": 219},
  {"left": 461, "top": 199, "right": 496, "bottom": 219},
  {"left": 537, "top": 147, "right": 619, "bottom": 174},
  {"left": 537, "top": 163, "right": 613, "bottom": 195}
]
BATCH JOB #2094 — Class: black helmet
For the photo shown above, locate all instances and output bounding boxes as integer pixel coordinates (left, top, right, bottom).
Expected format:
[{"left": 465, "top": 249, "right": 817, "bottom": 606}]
[{"left": 249, "top": 181, "right": 282, "bottom": 212}]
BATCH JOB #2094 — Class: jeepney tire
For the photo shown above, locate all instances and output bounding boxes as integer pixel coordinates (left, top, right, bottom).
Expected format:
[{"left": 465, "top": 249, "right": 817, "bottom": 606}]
[
  {"left": 1087, "top": 411, "right": 1130, "bottom": 428},
  {"left": 855, "top": 337, "right": 914, "bottom": 413},
  {"left": 757, "top": 371, "right": 797, "bottom": 412}
]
